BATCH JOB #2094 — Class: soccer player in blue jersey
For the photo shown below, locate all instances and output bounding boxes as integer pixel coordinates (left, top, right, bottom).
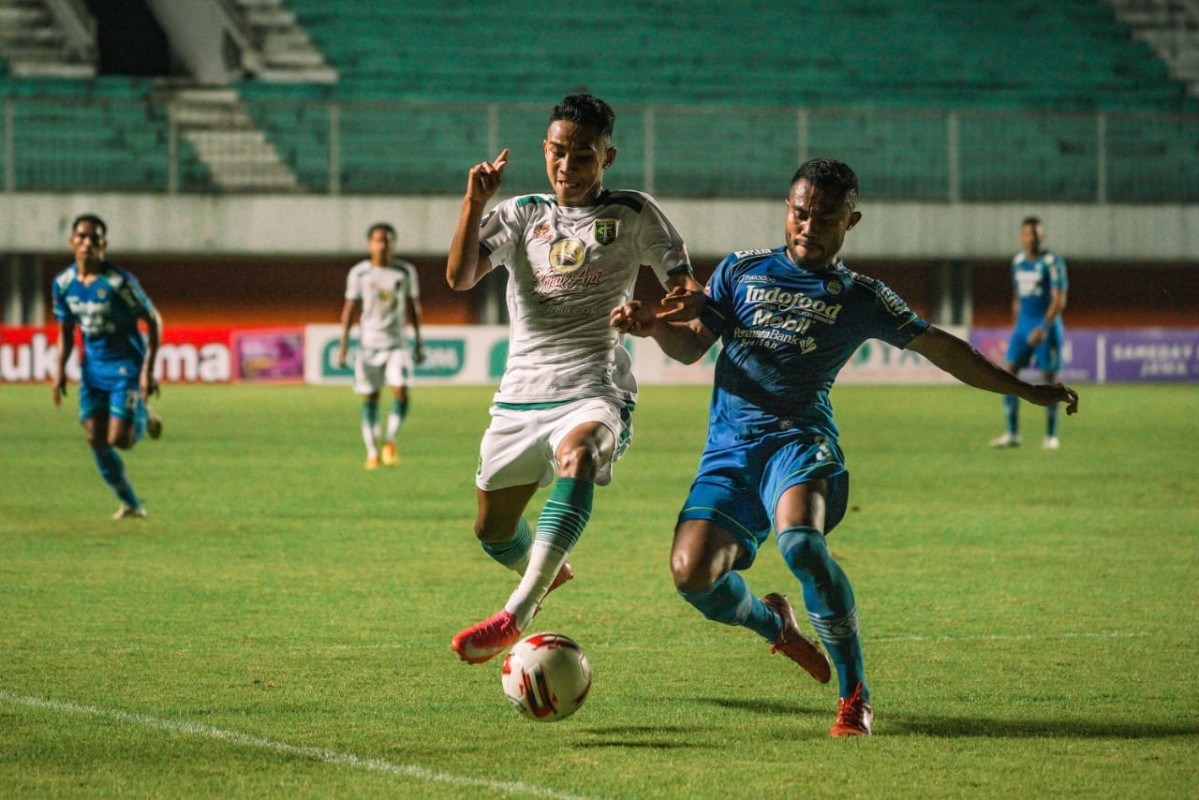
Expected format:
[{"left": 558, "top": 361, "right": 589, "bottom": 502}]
[
  {"left": 991, "top": 216, "right": 1069, "bottom": 449},
  {"left": 613, "top": 159, "right": 1079, "bottom": 737},
  {"left": 52, "top": 214, "right": 163, "bottom": 519}
]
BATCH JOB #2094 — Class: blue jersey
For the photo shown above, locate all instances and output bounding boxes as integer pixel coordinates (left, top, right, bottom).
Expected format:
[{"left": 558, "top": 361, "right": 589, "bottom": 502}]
[
  {"left": 52, "top": 260, "right": 156, "bottom": 389},
  {"left": 698, "top": 247, "right": 929, "bottom": 442},
  {"left": 1011, "top": 250, "right": 1067, "bottom": 325}
]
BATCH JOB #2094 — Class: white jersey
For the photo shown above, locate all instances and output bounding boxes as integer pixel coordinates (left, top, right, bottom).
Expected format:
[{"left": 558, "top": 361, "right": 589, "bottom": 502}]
[
  {"left": 479, "top": 189, "right": 692, "bottom": 405},
  {"left": 344, "top": 259, "right": 420, "bottom": 350}
]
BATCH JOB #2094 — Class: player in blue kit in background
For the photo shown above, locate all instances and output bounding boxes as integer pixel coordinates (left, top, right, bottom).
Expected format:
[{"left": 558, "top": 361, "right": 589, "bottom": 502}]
[
  {"left": 612, "top": 159, "right": 1079, "bottom": 737},
  {"left": 991, "top": 216, "right": 1069, "bottom": 449},
  {"left": 52, "top": 214, "right": 163, "bottom": 519}
]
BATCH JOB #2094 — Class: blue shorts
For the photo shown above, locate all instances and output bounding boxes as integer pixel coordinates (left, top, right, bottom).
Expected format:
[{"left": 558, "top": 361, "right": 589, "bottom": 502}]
[
  {"left": 78, "top": 364, "right": 145, "bottom": 430},
  {"left": 677, "top": 429, "right": 850, "bottom": 570},
  {"left": 1005, "top": 323, "right": 1063, "bottom": 373}
]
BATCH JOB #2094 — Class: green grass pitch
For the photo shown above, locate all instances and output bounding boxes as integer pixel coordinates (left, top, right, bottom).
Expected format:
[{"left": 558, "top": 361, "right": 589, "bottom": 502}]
[{"left": 2, "top": 382, "right": 1197, "bottom": 798}]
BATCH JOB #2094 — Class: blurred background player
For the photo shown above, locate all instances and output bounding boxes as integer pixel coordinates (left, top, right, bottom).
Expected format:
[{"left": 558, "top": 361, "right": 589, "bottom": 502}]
[
  {"left": 51, "top": 213, "right": 163, "bottom": 519},
  {"left": 614, "top": 158, "right": 1079, "bottom": 736},
  {"left": 336, "top": 223, "right": 426, "bottom": 469},
  {"left": 991, "top": 215, "right": 1069, "bottom": 449},
  {"left": 446, "top": 94, "right": 702, "bottom": 664}
]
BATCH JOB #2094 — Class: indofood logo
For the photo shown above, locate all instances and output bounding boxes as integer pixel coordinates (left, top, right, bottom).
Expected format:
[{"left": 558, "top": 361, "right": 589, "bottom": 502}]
[{"left": 744, "top": 285, "right": 842, "bottom": 322}]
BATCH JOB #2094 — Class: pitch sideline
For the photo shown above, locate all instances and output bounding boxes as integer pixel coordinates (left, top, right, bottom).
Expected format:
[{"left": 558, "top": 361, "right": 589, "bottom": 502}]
[{"left": 1, "top": 691, "right": 602, "bottom": 800}]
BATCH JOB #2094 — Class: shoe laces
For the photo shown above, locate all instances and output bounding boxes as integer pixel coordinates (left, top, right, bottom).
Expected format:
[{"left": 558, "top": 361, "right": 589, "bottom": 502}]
[{"left": 837, "top": 682, "right": 866, "bottom": 716}]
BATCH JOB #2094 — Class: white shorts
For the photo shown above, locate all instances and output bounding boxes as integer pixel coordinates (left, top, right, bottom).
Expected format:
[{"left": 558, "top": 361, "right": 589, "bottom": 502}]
[
  {"left": 475, "top": 396, "right": 634, "bottom": 491},
  {"left": 353, "top": 347, "right": 412, "bottom": 394}
]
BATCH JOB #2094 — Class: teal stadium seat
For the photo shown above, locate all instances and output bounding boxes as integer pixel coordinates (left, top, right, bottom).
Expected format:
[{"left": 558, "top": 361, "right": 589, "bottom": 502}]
[
  {"left": 2, "top": 0, "right": 1195, "bottom": 198},
  {"left": 0, "top": 76, "right": 210, "bottom": 192}
]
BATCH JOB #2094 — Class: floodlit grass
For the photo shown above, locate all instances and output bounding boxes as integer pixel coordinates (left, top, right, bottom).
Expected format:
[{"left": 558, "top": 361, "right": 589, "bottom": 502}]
[{"left": 2, "top": 382, "right": 1196, "bottom": 798}]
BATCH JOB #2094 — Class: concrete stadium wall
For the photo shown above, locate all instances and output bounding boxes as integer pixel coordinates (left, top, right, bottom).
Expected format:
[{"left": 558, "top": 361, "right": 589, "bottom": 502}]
[{"left": 2, "top": 194, "right": 1197, "bottom": 261}]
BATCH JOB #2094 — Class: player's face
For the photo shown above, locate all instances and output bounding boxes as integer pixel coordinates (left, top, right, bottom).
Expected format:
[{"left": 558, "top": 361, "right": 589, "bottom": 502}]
[
  {"left": 1021, "top": 222, "right": 1044, "bottom": 256},
  {"left": 544, "top": 120, "right": 615, "bottom": 207},
  {"left": 784, "top": 179, "right": 860, "bottom": 270},
  {"left": 70, "top": 221, "right": 106, "bottom": 271},
  {"left": 368, "top": 228, "right": 395, "bottom": 266}
]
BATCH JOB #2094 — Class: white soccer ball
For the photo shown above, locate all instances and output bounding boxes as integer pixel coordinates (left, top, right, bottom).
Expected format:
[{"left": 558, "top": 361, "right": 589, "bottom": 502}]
[{"left": 501, "top": 632, "right": 593, "bottom": 722}]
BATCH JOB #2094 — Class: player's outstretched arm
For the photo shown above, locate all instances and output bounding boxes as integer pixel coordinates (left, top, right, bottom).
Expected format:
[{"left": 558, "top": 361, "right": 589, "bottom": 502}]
[
  {"left": 611, "top": 301, "right": 716, "bottom": 365},
  {"left": 908, "top": 326, "right": 1079, "bottom": 414},
  {"left": 447, "top": 149, "right": 508, "bottom": 291}
]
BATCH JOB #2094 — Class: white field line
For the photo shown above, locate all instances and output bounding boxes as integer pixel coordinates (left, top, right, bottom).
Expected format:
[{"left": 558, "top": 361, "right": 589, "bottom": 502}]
[{"left": 0, "top": 691, "right": 602, "bottom": 800}]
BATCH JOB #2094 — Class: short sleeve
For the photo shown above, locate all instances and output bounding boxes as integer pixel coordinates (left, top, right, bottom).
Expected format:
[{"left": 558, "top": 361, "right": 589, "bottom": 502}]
[{"left": 633, "top": 193, "right": 691, "bottom": 284}]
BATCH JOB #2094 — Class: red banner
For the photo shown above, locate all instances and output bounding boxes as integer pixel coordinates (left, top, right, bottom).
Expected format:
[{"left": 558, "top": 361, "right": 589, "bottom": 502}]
[{"left": 0, "top": 326, "right": 304, "bottom": 384}]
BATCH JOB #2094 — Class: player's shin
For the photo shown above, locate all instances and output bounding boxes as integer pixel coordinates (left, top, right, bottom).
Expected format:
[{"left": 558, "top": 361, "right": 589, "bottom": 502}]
[
  {"left": 679, "top": 572, "right": 780, "bottom": 639},
  {"left": 481, "top": 517, "right": 533, "bottom": 573},
  {"left": 504, "top": 478, "right": 592, "bottom": 628},
  {"left": 385, "top": 397, "right": 406, "bottom": 441},
  {"left": 777, "top": 526, "right": 868, "bottom": 701},
  {"left": 92, "top": 446, "right": 140, "bottom": 508},
  {"left": 1004, "top": 394, "right": 1020, "bottom": 435},
  {"left": 360, "top": 401, "right": 379, "bottom": 455}
]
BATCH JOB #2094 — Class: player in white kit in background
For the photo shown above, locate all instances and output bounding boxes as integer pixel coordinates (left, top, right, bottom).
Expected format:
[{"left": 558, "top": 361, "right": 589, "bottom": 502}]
[
  {"left": 446, "top": 94, "right": 704, "bottom": 664},
  {"left": 337, "top": 223, "right": 425, "bottom": 469}
]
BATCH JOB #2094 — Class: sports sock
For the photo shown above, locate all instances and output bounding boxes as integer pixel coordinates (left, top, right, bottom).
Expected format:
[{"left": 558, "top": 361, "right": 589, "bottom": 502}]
[
  {"left": 385, "top": 397, "right": 407, "bottom": 442},
  {"left": 1004, "top": 394, "right": 1019, "bottom": 436},
  {"left": 481, "top": 517, "right": 533, "bottom": 573},
  {"left": 678, "top": 571, "right": 781, "bottom": 640},
  {"left": 1046, "top": 401, "right": 1059, "bottom": 438},
  {"left": 360, "top": 401, "right": 379, "bottom": 456},
  {"left": 92, "top": 446, "right": 140, "bottom": 508},
  {"left": 505, "top": 478, "right": 593, "bottom": 629},
  {"left": 777, "top": 526, "right": 868, "bottom": 702}
]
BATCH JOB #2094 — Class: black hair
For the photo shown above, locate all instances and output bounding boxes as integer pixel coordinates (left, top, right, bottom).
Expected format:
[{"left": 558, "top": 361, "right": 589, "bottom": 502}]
[
  {"left": 549, "top": 94, "right": 615, "bottom": 139},
  {"left": 1022, "top": 215, "right": 1042, "bottom": 227},
  {"left": 71, "top": 213, "right": 107, "bottom": 237},
  {"left": 367, "top": 222, "right": 396, "bottom": 239},
  {"left": 790, "top": 158, "right": 859, "bottom": 210}
]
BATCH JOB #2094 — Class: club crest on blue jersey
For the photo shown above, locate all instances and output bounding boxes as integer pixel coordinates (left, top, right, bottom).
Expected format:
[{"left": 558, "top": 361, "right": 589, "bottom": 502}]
[
  {"left": 549, "top": 237, "right": 587, "bottom": 273},
  {"left": 594, "top": 219, "right": 619, "bottom": 245}
]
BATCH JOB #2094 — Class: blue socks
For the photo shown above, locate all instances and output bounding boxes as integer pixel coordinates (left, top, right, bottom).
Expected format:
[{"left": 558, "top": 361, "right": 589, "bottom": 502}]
[
  {"left": 679, "top": 572, "right": 782, "bottom": 641},
  {"left": 1004, "top": 394, "right": 1019, "bottom": 435},
  {"left": 92, "top": 446, "right": 140, "bottom": 508},
  {"left": 777, "top": 526, "right": 867, "bottom": 701},
  {"left": 1046, "top": 401, "right": 1059, "bottom": 438}
]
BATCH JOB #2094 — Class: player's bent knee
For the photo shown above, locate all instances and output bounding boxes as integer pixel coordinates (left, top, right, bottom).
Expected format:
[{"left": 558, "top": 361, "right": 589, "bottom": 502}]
[
  {"left": 670, "top": 549, "right": 716, "bottom": 594},
  {"left": 556, "top": 444, "right": 603, "bottom": 480}
]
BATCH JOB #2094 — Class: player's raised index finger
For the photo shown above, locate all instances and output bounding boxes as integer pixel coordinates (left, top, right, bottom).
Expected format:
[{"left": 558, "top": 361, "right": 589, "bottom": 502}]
[{"left": 493, "top": 148, "right": 510, "bottom": 170}]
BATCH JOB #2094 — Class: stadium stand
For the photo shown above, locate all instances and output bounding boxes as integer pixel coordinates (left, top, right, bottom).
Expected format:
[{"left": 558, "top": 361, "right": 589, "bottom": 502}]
[{"left": 0, "top": 0, "right": 1195, "bottom": 198}]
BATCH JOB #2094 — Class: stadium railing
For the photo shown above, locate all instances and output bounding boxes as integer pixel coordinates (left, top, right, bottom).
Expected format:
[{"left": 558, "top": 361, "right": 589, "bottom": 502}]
[{"left": 2, "top": 97, "right": 1196, "bottom": 202}]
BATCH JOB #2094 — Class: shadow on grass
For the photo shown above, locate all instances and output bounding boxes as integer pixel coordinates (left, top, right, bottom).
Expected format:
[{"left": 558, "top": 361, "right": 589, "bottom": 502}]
[
  {"left": 886, "top": 715, "right": 1199, "bottom": 739},
  {"left": 575, "top": 725, "right": 713, "bottom": 749},
  {"left": 700, "top": 697, "right": 826, "bottom": 716}
]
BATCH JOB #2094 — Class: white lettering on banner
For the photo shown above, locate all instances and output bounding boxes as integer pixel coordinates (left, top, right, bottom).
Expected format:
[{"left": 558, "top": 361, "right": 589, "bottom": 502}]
[
  {"left": 0, "top": 333, "right": 80, "bottom": 382},
  {"left": 422, "top": 346, "right": 461, "bottom": 370},
  {"left": 156, "top": 343, "right": 231, "bottom": 382},
  {"left": 1112, "top": 343, "right": 1193, "bottom": 361}
]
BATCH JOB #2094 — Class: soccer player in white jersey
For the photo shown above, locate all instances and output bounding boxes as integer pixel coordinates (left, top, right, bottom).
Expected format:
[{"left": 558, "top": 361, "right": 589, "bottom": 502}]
[
  {"left": 336, "top": 223, "right": 425, "bottom": 469},
  {"left": 51, "top": 214, "right": 163, "bottom": 519},
  {"left": 613, "top": 159, "right": 1079, "bottom": 736},
  {"left": 446, "top": 94, "right": 703, "bottom": 664},
  {"left": 991, "top": 216, "right": 1069, "bottom": 450}
]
